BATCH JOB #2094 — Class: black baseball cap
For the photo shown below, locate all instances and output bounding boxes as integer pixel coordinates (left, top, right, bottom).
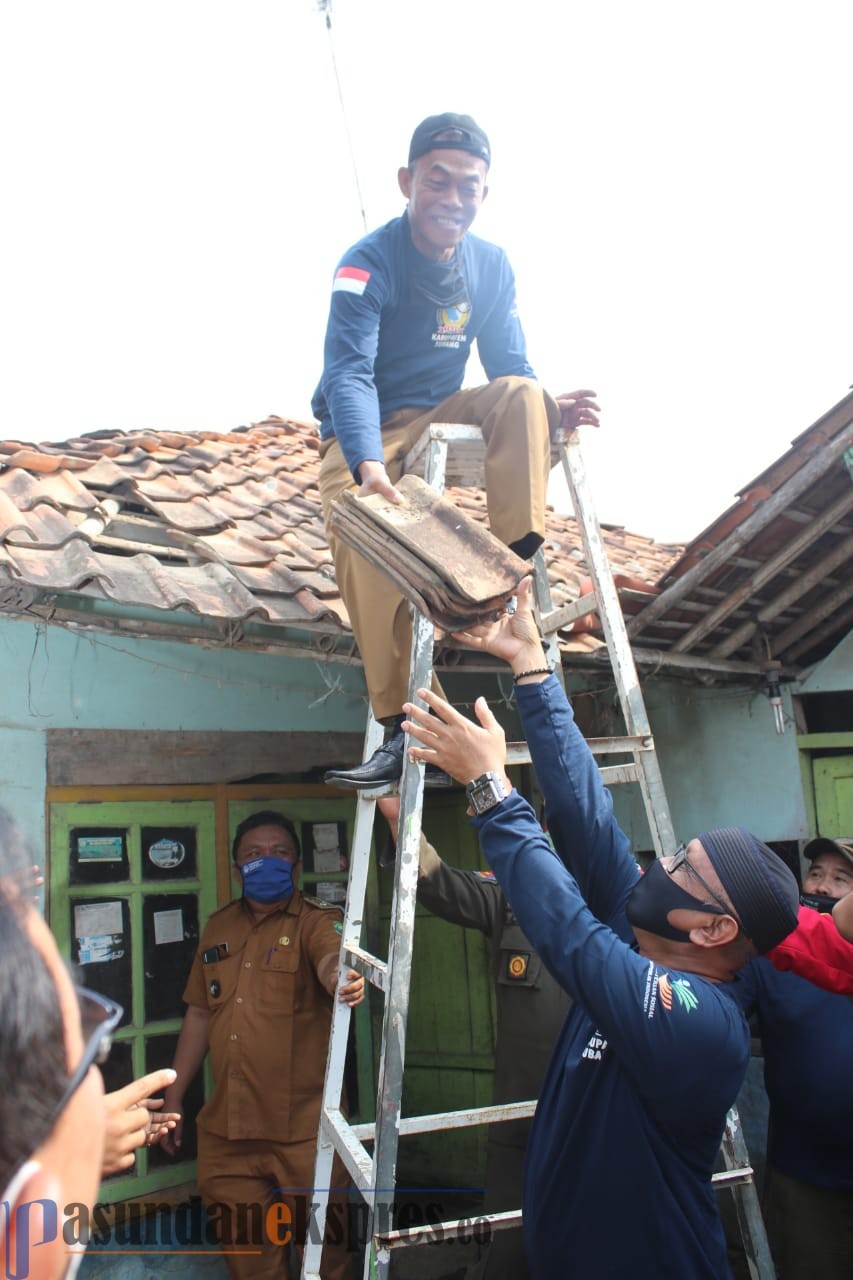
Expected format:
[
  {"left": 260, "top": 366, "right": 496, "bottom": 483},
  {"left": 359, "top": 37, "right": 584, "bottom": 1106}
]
[{"left": 408, "top": 113, "right": 491, "bottom": 167}]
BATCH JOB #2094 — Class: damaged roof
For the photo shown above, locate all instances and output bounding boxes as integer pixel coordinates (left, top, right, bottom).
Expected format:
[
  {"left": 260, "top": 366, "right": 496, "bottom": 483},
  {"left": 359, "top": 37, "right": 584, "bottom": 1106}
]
[
  {"left": 628, "top": 389, "right": 853, "bottom": 678},
  {"left": 0, "top": 417, "right": 678, "bottom": 661},
  {"left": 1, "top": 392, "right": 847, "bottom": 682}
]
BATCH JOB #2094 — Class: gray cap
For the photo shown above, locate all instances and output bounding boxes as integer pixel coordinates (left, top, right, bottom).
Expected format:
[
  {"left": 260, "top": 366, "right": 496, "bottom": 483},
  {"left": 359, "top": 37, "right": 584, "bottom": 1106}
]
[{"left": 803, "top": 836, "right": 853, "bottom": 870}]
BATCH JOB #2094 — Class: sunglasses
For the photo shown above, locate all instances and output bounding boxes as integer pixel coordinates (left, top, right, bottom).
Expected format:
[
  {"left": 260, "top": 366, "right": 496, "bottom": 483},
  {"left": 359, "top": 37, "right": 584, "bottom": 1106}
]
[
  {"left": 666, "top": 844, "right": 743, "bottom": 928},
  {"left": 53, "top": 987, "right": 123, "bottom": 1117},
  {"left": 1, "top": 987, "right": 122, "bottom": 1198}
]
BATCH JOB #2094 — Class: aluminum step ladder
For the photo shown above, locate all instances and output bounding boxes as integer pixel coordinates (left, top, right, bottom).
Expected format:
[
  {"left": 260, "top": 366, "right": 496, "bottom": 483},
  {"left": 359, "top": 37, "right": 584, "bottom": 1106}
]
[{"left": 302, "top": 425, "right": 774, "bottom": 1280}]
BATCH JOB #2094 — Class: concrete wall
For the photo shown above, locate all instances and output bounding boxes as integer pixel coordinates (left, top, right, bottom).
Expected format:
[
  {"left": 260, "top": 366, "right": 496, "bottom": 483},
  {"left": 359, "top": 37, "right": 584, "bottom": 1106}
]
[
  {"left": 0, "top": 614, "right": 369, "bottom": 852},
  {"left": 0, "top": 610, "right": 822, "bottom": 863},
  {"left": 798, "top": 628, "right": 853, "bottom": 694},
  {"left": 609, "top": 678, "right": 808, "bottom": 849}
]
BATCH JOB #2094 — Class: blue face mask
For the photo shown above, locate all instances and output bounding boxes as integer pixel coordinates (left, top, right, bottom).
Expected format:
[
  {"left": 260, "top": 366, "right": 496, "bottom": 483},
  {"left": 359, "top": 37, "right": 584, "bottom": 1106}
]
[{"left": 239, "top": 856, "right": 295, "bottom": 904}]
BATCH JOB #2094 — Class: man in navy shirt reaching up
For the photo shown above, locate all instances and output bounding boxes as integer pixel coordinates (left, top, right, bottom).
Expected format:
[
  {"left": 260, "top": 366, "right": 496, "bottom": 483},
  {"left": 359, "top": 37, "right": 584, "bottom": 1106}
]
[
  {"left": 402, "top": 578, "right": 800, "bottom": 1280},
  {"left": 314, "top": 112, "right": 598, "bottom": 790}
]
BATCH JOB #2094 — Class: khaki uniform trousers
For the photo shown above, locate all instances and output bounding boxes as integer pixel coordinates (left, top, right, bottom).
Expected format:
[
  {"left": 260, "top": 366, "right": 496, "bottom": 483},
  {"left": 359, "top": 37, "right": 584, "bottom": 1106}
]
[
  {"left": 197, "top": 1127, "right": 354, "bottom": 1280},
  {"left": 319, "top": 376, "right": 559, "bottom": 722}
]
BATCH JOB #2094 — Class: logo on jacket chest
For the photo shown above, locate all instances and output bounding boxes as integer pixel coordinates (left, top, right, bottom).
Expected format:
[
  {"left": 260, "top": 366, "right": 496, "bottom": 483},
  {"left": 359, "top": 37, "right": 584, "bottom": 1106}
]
[{"left": 432, "top": 303, "right": 471, "bottom": 349}]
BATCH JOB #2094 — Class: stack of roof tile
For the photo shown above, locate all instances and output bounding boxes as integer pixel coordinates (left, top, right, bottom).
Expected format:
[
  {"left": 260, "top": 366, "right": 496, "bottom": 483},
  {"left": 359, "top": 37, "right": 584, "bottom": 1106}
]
[{"left": 330, "top": 474, "right": 529, "bottom": 630}]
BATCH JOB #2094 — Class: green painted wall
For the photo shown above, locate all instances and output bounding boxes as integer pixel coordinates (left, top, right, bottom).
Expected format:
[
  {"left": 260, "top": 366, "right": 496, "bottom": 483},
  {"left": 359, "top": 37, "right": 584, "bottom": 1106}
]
[
  {"left": 0, "top": 613, "right": 369, "bottom": 848},
  {"left": 613, "top": 680, "right": 808, "bottom": 849}
]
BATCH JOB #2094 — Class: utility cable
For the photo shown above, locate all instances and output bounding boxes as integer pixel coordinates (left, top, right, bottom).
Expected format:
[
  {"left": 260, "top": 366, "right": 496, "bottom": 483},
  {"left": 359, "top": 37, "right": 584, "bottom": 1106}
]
[{"left": 317, "top": 1, "right": 368, "bottom": 233}]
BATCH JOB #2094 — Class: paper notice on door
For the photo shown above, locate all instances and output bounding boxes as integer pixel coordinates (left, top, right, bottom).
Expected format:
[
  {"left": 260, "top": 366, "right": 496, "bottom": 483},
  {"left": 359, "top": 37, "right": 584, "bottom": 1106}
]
[
  {"left": 312, "top": 822, "right": 344, "bottom": 873},
  {"left": 74, "top": 900, "right": 123, "bottom": 939},
  {"left": 153, "top": 908, "right": 184, "bottom": 945}
]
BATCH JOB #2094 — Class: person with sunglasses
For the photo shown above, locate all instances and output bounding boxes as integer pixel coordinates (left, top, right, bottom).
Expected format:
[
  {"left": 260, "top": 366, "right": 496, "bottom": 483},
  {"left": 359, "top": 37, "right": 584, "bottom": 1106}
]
[
  {"left": 401, "top": 576, "right": 800, "bottom": 1280},
  {"left": 731, "top": 837, "right": 853, "bottom": 1279},
  {"left": 0, "top": 843, "right": 116, "bottom": 1280}
]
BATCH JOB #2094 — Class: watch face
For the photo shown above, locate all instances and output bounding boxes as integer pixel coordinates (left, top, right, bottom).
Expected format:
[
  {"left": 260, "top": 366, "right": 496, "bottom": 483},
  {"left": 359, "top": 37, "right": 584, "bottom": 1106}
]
[{"left": 467, "top": 773, "right": 505, "bottom": 815}]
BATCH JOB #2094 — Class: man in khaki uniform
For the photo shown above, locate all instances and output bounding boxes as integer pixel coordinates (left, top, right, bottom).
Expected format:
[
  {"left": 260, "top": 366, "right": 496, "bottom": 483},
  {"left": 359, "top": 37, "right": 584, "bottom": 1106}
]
[
  {"left": 314, "top": 112, "right": 598, "bottom": 790},
  {"left": 159, "top": 810, "right": 364, "bottom": 1279}
]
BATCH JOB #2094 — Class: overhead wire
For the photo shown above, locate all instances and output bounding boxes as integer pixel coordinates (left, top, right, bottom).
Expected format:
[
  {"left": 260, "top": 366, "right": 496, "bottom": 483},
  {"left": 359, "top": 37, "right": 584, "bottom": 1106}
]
[{"left": 316, "top": 0, "right": 368, "bottom": 233}]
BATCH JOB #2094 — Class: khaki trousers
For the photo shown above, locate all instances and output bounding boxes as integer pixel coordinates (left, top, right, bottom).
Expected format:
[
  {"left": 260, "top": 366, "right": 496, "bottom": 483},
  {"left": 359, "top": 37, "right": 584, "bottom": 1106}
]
[
  {"left": 197, "top": 1128, "right": 354, "bottom": 1280},
  {"left": 319, "top": 377, "right": 559, "bottom": 721}
]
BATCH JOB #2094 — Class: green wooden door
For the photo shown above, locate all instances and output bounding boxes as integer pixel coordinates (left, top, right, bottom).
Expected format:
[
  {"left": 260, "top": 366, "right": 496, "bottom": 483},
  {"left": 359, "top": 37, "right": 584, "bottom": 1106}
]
[
  {"left": 813, "top": 756, "right": 853, "bottom": 835},
  {"left": 49, "top": 799, "right": 218, "bottom": 1203}
]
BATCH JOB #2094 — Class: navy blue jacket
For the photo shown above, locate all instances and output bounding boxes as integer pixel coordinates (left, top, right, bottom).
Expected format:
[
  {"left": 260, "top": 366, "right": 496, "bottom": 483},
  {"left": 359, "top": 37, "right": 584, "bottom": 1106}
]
[
  {"left": 473, "top": 675, "right": 749, "bottom": 1279},
  {"left": 733, "top": 950, "right": 853, "bottom": 1188},
  {"left": 311, "top": 213, "right": 535, "bottom": 479}
]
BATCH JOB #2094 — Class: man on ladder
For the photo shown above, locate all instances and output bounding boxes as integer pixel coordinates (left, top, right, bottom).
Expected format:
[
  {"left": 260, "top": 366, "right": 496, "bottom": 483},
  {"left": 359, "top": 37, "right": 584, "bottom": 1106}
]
[
  {"left": 312, "top": 109, "right": 598, "bottom": 790},
  {"left": 403, "top": 577, "right": 802, "bottom": 1279}
]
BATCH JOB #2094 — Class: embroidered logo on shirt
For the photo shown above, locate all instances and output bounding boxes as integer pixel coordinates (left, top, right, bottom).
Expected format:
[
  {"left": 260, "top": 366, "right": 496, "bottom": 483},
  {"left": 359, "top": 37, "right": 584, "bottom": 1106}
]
[
  {"left": 432, "top": 302, "right": 471, "bottom": 350},
  {"left": 507, "top": 953, "right": 528, "bottom": 980},
  {"left": 581, "top": 1029, "right": 608, "bottom": 1061},
  {"left": 333, "top": 266, "right": 371, "bottom": 295},
  {"left": 474, "top": 870, "right": 496, "bottom": 881},
  {"left": 658, "top": 973, "right": 700, "bottom": 1014},
  {"left": 644, "top": 964, "right": 702, "bottom": 1019}
]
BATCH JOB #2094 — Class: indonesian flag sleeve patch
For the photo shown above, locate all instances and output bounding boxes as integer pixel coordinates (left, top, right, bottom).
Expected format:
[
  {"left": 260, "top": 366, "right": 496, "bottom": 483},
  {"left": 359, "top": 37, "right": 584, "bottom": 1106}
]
[{"left": 333, "top": 266, "right": 371, "bottom": 295}]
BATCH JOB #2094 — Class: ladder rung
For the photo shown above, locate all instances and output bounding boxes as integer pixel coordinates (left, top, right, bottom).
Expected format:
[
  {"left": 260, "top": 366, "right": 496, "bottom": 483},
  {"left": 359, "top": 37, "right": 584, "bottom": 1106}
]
[
  {"left": 377, "top": 1208, "right": 523, "bottom": 1251},
  {"left": 712, "top": 1167, "right": 756, "bottom": 1188},
  {"left": 506, "top": 735, "right": 653, "bottom": 767},
  {"left": 321, "top": 1107, "right": 375, "bottom": 1191},
  {"left": 540, "top": 591, "right": 598, "bottom": 634},
  {"left": 349, "top": 1099, "right": 536, "bottom": 1142},
  {"left": 599, "top": 764, "right": 641, "bottom": 786},
  {"left": 343, "top": 944, "right": 388, "bottom": 992},
  {"left": 587, "top": 734, "right": 655, "bottom": 754}
]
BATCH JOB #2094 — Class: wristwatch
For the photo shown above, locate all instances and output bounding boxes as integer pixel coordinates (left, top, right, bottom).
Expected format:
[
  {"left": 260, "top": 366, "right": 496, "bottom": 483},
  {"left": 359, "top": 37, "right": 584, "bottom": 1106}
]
[{"left": 466, "top": 771, "right": 510, "bottom": 816}]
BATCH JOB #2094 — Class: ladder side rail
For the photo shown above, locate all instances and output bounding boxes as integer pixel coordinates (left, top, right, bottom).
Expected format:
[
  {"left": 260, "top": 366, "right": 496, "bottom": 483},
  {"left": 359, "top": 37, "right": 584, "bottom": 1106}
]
[
  {"left": 530, "top": 546, "right": 565, "bottom": 691},
  {"left": 558, "top": 434, "right": 677, "bottom": 856},
  {"left": 629, "top": 746, "right": 679, "bottom": 861},
  {"left": 558, "top": 435, "right": 650, "bottom": 736},
  {"left": 720, "top": 1107, "right": 777, "bottom": 1280},
  {"left": 361, "top": 431, "right": 449, "bottom": 1278},
  {"left": 303, "top": 714, "right": 385, "bottom": 1280}
]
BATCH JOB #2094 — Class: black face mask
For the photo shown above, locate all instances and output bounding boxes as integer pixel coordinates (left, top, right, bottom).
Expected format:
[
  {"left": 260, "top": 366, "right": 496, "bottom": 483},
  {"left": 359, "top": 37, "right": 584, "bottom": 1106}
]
[
  {"left": 800, "top": 891, "right": 837, "bottom": 914},
  {"left": 626, "top": 858, "right": 728, "bottom": 943}
]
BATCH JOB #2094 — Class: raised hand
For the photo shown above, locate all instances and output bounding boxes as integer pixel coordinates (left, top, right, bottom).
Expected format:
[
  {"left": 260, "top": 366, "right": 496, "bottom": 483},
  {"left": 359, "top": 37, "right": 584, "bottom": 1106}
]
[
  {"left": 403, "top": 689, "right": 509, "bottom": 787},
  {"left": 452, "top": 576, "right": 547, "bottom": 673},
  {"left": 555, "top": 389, "right": 600, "bottom": 434}
]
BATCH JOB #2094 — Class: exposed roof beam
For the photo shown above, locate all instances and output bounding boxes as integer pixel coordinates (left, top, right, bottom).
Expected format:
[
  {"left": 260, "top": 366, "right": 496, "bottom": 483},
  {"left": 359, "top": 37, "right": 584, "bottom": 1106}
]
[
  {"left": 673, "top": 487, "right": 853, "bottom": 653},
  {"left": 772, "top": 581, "right": 853, "bottom": 661},
  {"left": 783, "top": 600, "right": 853, "bottom": 665},
  {"left": 628, "top": 417, "right": 853, "bottom": 640},
  {"left": 711, "top": 528, "right": 853, "bottom": 658},
  {"left": 595, "top": 646, "right": 798, "bottom": 679}
]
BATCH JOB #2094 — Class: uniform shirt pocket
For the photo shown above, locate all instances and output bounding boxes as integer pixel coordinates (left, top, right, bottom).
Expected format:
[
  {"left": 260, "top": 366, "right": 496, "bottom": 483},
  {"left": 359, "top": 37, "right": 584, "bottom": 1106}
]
[{"left": 257, "top": 937, "right": 300, "bottom": 1013}]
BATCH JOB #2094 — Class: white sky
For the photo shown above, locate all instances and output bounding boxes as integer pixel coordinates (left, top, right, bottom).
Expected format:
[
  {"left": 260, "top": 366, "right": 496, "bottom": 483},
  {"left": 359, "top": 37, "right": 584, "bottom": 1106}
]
[{"left": 2, "top": 0, "right": 851, "bottom": 542}]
